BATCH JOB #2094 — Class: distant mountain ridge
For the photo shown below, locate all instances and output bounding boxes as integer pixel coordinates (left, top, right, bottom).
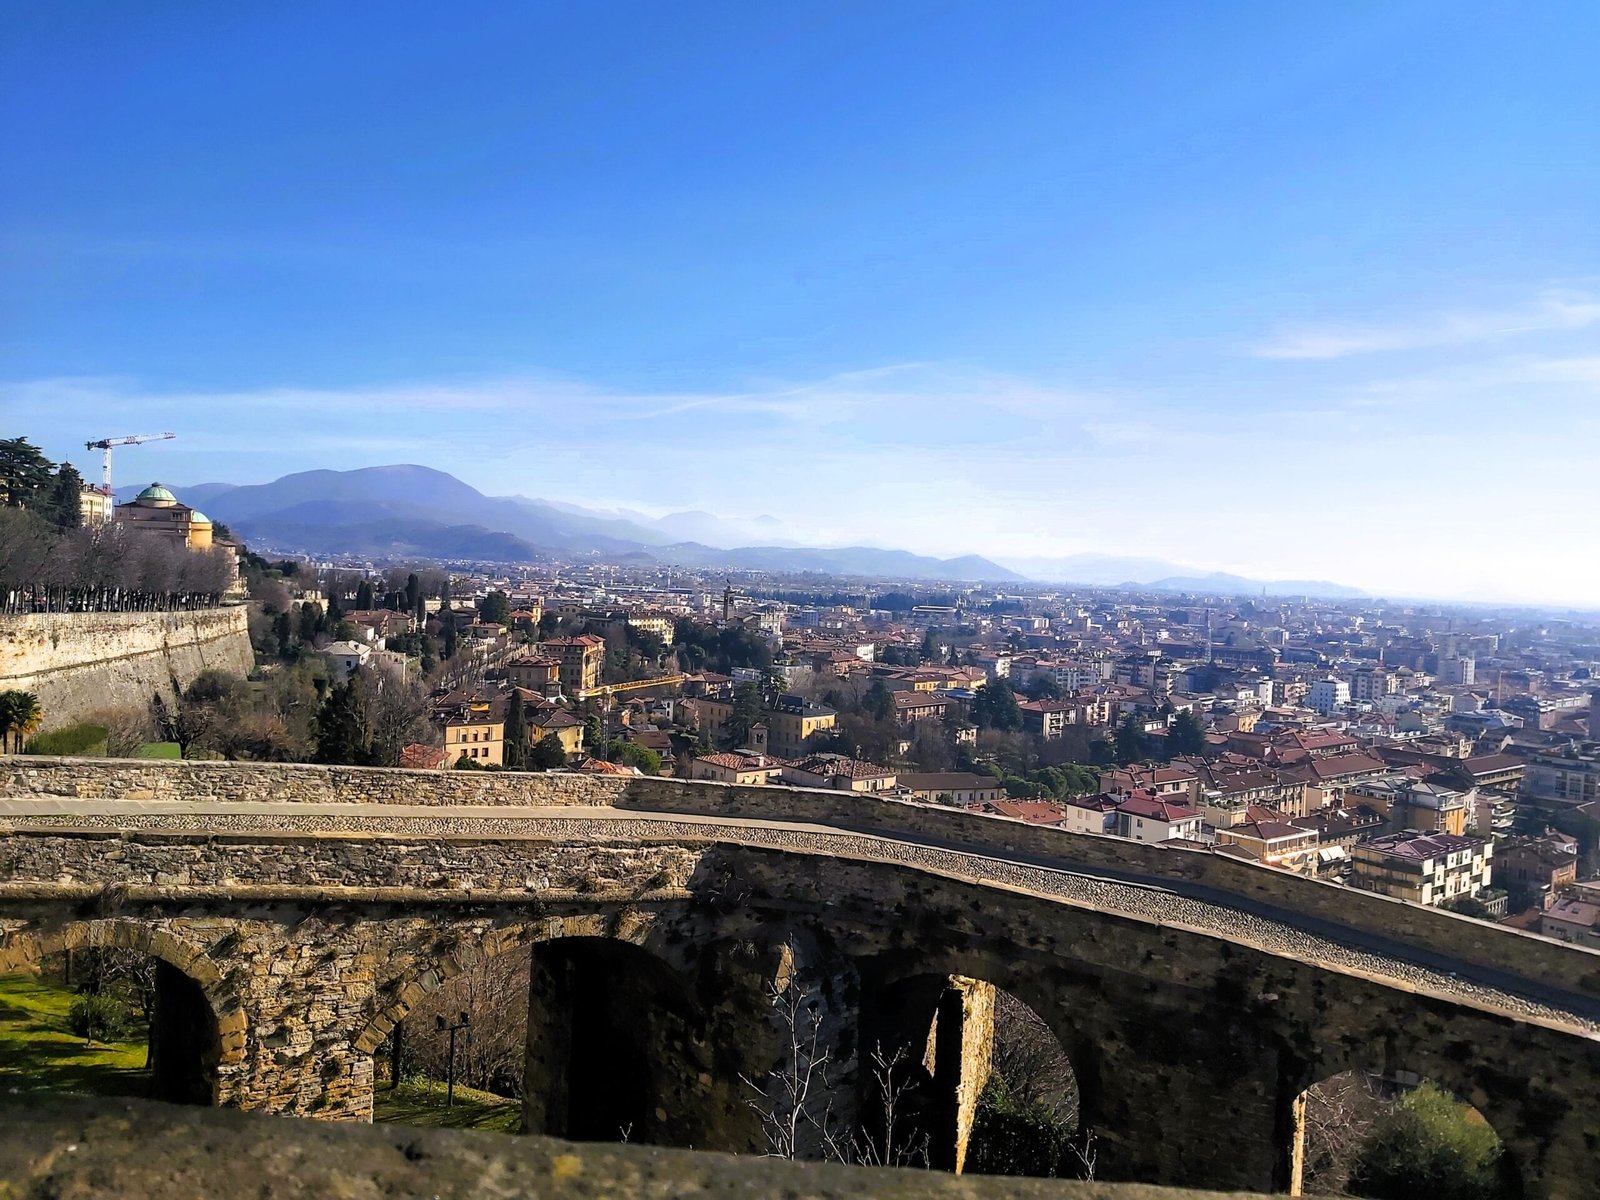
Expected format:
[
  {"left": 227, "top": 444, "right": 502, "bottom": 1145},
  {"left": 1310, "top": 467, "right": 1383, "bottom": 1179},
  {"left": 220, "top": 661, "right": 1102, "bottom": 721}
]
[
  {"left": 119, "top": 466, "right": 1020, "bottom": 582},
  {"left": 994, "top": 554, "right": 1364, "bottom": 599}
]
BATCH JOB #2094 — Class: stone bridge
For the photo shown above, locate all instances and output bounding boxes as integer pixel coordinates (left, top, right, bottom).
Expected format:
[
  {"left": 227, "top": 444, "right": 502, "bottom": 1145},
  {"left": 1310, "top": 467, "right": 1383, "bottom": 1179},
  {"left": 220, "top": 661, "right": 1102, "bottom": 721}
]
[{"left": 2, "top": 757, "right": 1598, "bottom": 1197}]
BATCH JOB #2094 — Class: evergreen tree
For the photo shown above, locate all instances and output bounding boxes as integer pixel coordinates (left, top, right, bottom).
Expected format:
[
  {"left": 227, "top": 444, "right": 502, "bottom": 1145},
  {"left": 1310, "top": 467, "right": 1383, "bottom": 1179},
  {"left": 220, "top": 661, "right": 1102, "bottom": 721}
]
[
  {"left": 1114, "top": 713, "right": 1149, "bottom": 765},
  {"left": 973, "top": 680, "right": 1023, "bottom": 731},
  {"left": 273, "top": 611, "right": 293, "bottom": 659},
  {"left": 1350, "top": 1082, "right": 1502, "bottom": 1200},
  {"left": 1166, "top": 709, "right": 1206, "bottom": 757},
  {"left": 528, "top": 732, "right": 568, "bottom": 769},
  {"left": 404, "top": 573, "right": 421, "bottom": 617},
  {"left": 0, "top": 437, "right": 54, "bottom": 509},
  {"left": 478, "top": 590, "right": 511, "bottom": 626},
  {"left": 355, "top": 580, "right": 374, "bottom": 610},
  {"left": 45, "top": 462, "right": 86, "bottom": 530},
  {"left": 503, "top": 692, "right": 526, "bottom": 768},
  {"left": 313, "top": 680, "right": 370, "bottom": 765}
]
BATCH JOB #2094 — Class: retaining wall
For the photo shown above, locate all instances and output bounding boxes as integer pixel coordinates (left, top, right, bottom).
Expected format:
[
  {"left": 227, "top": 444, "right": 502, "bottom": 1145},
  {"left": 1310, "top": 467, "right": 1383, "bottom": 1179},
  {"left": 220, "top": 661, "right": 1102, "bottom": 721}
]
[{"left": 0, "top": 609, "right": 253, "bottom": 731}]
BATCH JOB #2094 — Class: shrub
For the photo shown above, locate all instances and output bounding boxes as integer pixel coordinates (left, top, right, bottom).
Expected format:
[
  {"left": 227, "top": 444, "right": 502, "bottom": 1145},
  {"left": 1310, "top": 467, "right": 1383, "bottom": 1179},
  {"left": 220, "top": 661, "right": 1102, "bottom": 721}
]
[
  {"left": 23, "top": 722, "right": 109, "bottom": 757},
  {"left": 68, "top": 992, "right": 140, "bottom": 1042}
]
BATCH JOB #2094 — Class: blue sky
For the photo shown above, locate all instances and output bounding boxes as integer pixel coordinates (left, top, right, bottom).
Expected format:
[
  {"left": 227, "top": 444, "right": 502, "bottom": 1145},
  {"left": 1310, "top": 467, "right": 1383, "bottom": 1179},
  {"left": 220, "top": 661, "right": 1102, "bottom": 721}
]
[{"left": 3, "top": 2, "right": 1599, "bottom": 603}]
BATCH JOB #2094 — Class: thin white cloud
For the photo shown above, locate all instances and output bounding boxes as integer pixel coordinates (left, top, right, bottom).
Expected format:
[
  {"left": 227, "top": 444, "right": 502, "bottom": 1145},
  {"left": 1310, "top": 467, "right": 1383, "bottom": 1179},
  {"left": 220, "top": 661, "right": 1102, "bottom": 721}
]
[{"left": 1251, "top": 290, "right": 1600, "bottom": 360}]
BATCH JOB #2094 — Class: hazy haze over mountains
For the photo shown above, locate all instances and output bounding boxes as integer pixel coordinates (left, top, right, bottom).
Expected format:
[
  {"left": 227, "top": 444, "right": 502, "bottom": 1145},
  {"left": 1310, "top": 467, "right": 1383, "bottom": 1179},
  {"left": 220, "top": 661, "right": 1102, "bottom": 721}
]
[{"left": 114, "top": 465, "right": 1370, "bottom": 595}]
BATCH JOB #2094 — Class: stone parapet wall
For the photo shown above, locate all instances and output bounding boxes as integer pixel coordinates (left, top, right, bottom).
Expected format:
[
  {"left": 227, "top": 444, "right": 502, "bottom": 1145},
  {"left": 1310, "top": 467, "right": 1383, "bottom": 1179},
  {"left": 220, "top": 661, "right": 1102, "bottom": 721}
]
[
  {"left": 0, "top": 609, "right": 253, "bottom": 732},
  {"left": 0, "top": 755, "right": 629, "bottom": 805},
  {"left": 0, "top": 1094, "right": 1258, "bottom": 1200},
  {"left": 4, "top": 756, "right": 1599, "bottom": 1002}
]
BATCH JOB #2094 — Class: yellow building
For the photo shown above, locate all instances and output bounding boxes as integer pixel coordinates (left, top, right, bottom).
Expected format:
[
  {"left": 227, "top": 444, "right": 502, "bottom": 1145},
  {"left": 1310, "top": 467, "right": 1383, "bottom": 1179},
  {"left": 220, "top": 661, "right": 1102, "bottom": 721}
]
[
  {"left": 115, "top": 483, "right": 219, "bottom": 549},
  {"left": 539, "top": 635, "right": 606, "bottom": 696},
  {"left": 436, "top": 696, "right": 505, "bottom": 766},
  {"left": 765, "top": 694, "right": 837, "bottom": 758}
]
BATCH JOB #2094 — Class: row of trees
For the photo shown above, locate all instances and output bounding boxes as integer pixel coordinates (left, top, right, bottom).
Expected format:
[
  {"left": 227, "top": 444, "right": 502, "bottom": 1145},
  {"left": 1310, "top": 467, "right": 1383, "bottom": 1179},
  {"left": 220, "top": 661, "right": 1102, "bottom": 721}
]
[{"left": 0, "top": 508, "right": 235, "bottom": 613}]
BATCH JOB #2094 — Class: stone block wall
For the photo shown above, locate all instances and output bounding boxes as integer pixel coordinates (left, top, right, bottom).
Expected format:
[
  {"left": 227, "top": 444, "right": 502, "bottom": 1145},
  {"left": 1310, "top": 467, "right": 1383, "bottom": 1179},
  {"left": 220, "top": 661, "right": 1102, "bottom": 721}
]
[
  {"left": 4, "top": 756, "right": 1599, "bottom": 1007},
  {"left": 0, "top": 609, "right": 253, "bottom": 732}
]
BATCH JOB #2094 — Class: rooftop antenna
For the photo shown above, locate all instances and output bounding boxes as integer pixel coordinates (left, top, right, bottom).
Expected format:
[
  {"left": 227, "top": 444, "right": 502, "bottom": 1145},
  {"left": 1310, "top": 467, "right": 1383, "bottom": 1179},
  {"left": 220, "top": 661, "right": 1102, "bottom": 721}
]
[{"left": 84, "top": 432, "right": 176, "bottom": 494}]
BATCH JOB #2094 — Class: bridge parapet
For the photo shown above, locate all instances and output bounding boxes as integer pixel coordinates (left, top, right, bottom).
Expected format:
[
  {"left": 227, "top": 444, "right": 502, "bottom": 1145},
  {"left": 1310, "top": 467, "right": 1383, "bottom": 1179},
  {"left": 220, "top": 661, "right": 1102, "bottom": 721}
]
[{"left": 6, "top": 755, "right": 1599, "bottom": 1008}]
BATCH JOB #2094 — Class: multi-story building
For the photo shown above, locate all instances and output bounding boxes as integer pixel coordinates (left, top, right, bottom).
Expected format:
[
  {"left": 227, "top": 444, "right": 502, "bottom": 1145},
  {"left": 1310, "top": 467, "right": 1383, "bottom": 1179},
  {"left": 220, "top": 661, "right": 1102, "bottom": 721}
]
[
  {"left": 434, "top": 694, "right": 506, "bottom": 766},
  {"left": 1351, "top": 831, "right": 1492, "bottom": 906},
  {"left": 1521, "top": 745, "right": 1600, "bottom": 808},
  {"left": 1307, "top": 677, "right": 1351, "bottom": 715},
  {"left": 765, "top": 694, "right": 838, "bottom": 758},
  {"left": 781, "top": 755, "right": 897, "bottom": 792},
  {"left": 1114, "top": 793, "right": 1203, "bottom": 843},
  {"left": 687, "top": 751, "right": 786, "bottom": 786},
  {"left": 1494, "top": 833, "right": 1579, "bottom": 906},
  {"left": 504, "top": 655, "right": 562, "bottom": 698},
  {"left": 895, "top": 772, "right": 1007, "bottom": 806},
  {"left": 1349, "top": 666, "right": 1394, "bottom": 702},
  {"left": 539, "top": 634, "right": 606, "bottom": 696}
]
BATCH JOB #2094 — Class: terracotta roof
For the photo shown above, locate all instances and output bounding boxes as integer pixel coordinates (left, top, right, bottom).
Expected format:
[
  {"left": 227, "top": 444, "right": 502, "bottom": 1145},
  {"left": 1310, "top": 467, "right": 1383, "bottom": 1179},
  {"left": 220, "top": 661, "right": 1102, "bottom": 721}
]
[
  {"left": 1115, "top": 794, "right": 1200, "bottom": 823},
  {"left": 399, "top": 744, "right": 450, "bottom": 770}
]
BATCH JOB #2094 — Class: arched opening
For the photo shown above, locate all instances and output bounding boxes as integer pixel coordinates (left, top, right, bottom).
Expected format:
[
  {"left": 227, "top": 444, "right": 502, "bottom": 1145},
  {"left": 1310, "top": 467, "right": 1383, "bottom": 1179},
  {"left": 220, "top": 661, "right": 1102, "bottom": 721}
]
[
  {"left": 0, "top": 942, "right": 222, "bottom": 1106},
  {"left": 1292, "top": 1068, "right": 1516, "bottom": 1199},
  {"left": 370, "top": 933, "right": 725, "bottom": 1149},
  {"left": 858, "top": 972, "right": 1085, "bottom": 1178},
  {"left": 375, "top": 944, "right": 530, "bottom": 1132},
  {"left": 524, "top": 936, "right": 714, "bottom": 1148}
]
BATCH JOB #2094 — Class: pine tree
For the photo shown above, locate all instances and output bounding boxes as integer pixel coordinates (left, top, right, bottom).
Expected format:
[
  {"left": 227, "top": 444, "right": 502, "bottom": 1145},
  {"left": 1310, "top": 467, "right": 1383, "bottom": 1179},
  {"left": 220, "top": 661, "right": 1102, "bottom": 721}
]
[
  {"left": 503, "top": 692, "right": 526, "bottom": 768},
  {"left": 0, "top": 437, "right": 54, "bottom": 509},
  {"left": 45, "top": 462, "right": 86, "bottom": 530},
  {"left": 313, "top": 680, "right": 369, "bottom": 765}
]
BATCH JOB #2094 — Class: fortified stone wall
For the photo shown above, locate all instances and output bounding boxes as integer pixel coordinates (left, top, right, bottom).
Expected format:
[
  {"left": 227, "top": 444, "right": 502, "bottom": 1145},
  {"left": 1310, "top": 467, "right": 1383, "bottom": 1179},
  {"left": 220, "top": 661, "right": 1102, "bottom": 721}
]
[
  {"left": 0, "top": 609, "right": 253, "bottom": 732},
  {"left": 6, "top": 756, "right": 1599, "bottom": 1001}
]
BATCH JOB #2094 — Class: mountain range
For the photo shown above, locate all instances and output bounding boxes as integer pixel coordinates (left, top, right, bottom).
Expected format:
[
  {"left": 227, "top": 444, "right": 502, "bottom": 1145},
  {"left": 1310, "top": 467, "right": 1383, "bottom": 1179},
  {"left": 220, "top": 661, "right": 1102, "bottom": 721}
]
[
  {"left": 116, "top": 465, "right": 1364, "bottom": 596},
  {"left": 117, "top": 466, "right": 1023, "bottom": 582},
  {"left": 995, "top": 555, "right": 1365, "bottom": 599}
]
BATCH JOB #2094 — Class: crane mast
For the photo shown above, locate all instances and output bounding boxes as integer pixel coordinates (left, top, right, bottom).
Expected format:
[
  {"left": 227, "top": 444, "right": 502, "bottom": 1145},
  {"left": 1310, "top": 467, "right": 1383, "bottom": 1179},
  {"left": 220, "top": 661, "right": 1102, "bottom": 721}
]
[{"left": 83, "top": 432, "right": 177, "bottom": 492}]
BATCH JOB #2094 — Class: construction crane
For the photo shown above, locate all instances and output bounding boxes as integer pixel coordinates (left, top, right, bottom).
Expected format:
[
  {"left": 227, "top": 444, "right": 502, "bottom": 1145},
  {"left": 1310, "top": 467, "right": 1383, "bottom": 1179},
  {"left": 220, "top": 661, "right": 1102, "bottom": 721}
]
[{"left": 84, "top": 432, "right": 176, "bottom": 493}]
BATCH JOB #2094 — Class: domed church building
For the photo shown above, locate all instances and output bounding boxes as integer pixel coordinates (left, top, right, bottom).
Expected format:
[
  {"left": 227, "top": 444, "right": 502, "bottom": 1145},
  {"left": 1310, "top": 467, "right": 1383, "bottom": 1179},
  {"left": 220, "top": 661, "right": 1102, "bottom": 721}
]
[{"left": 115, "top": 482, "right": 242, "bottom": 590}]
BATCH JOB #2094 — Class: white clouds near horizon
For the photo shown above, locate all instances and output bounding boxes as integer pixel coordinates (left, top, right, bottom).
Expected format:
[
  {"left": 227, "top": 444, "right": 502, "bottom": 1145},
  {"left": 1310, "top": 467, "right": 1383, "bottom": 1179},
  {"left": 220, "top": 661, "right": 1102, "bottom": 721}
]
[{"left": 6, "top": 293, "right": 1599, "bottom": 607}]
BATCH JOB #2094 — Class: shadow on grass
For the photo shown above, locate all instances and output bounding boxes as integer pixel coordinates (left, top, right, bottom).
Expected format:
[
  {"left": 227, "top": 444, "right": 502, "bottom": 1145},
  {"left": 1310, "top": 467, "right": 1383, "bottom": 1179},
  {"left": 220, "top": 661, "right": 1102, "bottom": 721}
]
[{"left": 375, "top": 1080, "right": 521, "bottom": 1134}]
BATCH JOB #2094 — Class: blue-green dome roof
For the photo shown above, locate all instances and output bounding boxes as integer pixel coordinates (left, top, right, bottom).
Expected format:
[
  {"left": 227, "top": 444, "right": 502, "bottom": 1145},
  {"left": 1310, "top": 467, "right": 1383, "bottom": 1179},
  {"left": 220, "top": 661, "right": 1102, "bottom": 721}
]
[
  {"left": 189, "top": 509, "right": 212, "bottom": 524},
  {"left": 136, "top": 483, "right": 177, "bottom": 504}
]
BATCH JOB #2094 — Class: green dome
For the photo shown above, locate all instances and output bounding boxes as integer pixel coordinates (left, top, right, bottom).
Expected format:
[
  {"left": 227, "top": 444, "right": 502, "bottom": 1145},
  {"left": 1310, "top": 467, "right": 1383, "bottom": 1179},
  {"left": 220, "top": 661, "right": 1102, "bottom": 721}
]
[
  {"left": 136, "top": 483, "right": 177, "bottom": 505},
  {"left": 189, "top": 509, "right": 212, "bottom": 524}
]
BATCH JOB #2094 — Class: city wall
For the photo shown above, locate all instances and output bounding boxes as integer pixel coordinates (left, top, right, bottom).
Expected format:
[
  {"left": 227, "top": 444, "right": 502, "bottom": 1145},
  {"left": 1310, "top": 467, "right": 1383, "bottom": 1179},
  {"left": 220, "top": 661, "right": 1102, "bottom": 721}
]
[
  {"left": 0, "top": 609, "right": 254, "bottom": 731},
  {"left": 4, "top": 755, "right": 1600, "bottom": 1005}
]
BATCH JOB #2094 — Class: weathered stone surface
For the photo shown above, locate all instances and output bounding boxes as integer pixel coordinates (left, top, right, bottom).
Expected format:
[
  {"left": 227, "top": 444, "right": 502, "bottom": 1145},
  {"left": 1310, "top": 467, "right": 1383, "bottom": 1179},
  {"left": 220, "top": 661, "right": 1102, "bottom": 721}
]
[
  {"left": 6, "top": 757, "right": 1599, "bottom": 1003},
  {"left": 2, "top": 762, "right": 1600, "bottom": 1196},
  {"left": 0, "top": 610, "right": 253, "bottom": 732},
  {"left": 0, "top": 1095, "right": 1259, "bottom": 1200}
]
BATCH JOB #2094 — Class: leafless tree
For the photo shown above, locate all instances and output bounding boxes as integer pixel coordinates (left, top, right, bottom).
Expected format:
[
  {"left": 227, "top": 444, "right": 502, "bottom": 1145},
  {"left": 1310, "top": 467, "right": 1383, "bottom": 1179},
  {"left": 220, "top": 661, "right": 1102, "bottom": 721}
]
[
  {"left": 990, "top": 990, "right": 1078, "bottom": 1128},
  {"left": 847, "top": 1042, "right": 931, "bottom": 1169},
  {"left": 741, "top": 977, "right": 843, "bottom": 1160},
  {"left": 1300, "top": 1071, "right": 1389, "bottom": 1195},
  {"left": 87, "top": 706, "right": 156, "bottom": 757},
  {"left": 399, "top": 947, "right": 531, "bottom": 1098}
]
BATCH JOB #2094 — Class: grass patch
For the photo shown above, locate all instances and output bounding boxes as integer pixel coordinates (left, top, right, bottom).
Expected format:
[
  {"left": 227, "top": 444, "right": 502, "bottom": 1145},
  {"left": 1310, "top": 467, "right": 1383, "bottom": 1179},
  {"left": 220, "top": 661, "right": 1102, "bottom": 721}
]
[
  {"left": 23, "top": 723, "right": 109, "bottom": 757},
  {"left": 0, "top": 973, "right": 151, "bottom": 1098},
  {"left": 374, "top": 1079, "right": 521, "bottom": 1133},
  {"left": 133, "top": 742, "right": 182, "bottom": 759}
]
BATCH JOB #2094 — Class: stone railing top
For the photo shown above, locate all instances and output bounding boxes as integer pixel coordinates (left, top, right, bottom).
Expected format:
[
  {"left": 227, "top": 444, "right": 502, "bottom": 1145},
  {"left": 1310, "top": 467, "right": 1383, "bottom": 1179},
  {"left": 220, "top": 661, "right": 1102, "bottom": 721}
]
[{"left": 0, "top": 1094, "right": 1259, "bottom": 1199}]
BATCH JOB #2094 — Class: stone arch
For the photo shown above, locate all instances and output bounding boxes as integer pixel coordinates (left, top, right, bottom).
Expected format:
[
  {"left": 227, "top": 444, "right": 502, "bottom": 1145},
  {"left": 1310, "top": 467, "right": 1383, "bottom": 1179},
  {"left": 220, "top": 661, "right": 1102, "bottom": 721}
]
[
  {"left": 0, "top": 918, "right": 245, "bottom": 1105},
  {"left": 0, "top": 918, "right": 246, "bottom": 1069},
  {"left": 353, "top": 911, "right": 655, "bottom": 1056},
  {"left": 852, "top": 947, "right": 1089, "bottom": 1175}
]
